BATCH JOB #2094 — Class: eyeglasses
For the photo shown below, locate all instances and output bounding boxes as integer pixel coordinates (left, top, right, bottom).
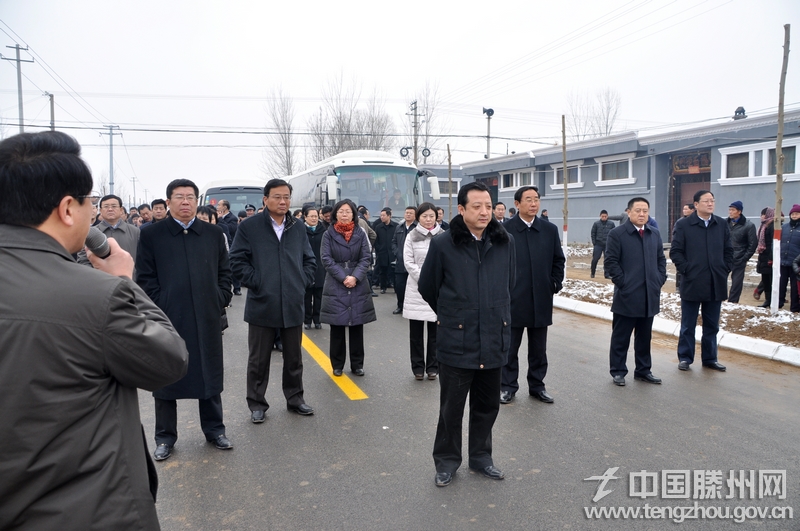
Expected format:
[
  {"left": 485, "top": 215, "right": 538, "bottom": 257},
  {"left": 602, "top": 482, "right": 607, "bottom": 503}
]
[
  {"left": 171, "top": 195, "right": 197, "bottom": 202},
  {"left": 268, "top": 195, "right": 291, "bottom": 202}
]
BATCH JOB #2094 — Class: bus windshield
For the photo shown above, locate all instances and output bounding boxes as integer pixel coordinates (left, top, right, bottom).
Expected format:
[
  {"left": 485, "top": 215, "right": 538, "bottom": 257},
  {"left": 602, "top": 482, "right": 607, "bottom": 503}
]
[
  {"left": 203, "top": 187, "right": 264, "bottom": 214},
  {"left": 336, "top": 165, "right": 418, "bottom": 219}
]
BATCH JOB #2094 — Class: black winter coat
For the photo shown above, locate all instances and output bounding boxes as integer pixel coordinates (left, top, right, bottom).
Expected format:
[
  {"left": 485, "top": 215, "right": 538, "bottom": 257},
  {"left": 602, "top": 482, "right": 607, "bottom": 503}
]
[
  {"left": 136, "top": 217, "right": 232, "bottom": 400},
  {"left": 373, "top": 219, "right": 398, "bottom": 267},
  {"left": 780, "top": 219, "right": 800, "bottom": 267},
  {"left": 505, "top": 214, "right": 565, "bottom": 328},
  {"left": 418, "top": 215, "right": 516, "bottom": 370},
  {"left": 391, "top": 221, "right": 416, "bottom": 273},
  {"left": 604, "top": 221, "right": 667, "bottom": 318},
  {"left": 670, "top": 212, "right": 733, "bottom": 302},
  {"left": 320, "top": 225, "right": 377, "bottom": 327},
  {"left": 305, "top": 224, "right": 327, "bottom": 287},
  {"left": 591, "top": 219, "right": 615, "bottom": 246},
  {"left": 218, "top": 211, "right": 238, "bottom": 243},
  {"left": 756, "top": 223, "right": 774, "bottom": 274},
  {"left": 229, "top": 212, "right": 316, "bottom": 328},
  {"left": 728, "top": 214, "right": 757, "bottom": 266}
]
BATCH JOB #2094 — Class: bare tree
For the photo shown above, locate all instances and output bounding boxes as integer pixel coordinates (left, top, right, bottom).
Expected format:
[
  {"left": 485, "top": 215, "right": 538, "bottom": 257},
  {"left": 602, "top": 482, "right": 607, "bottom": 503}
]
[
  {"left": 262, "top": 86, "right": 297, "bottom": 178},
  {"left": 306, "top": 73, "right": 396, "bottom": 162},
  {"left": 565, "top": 87, "right": 622, "bottom": 141}
]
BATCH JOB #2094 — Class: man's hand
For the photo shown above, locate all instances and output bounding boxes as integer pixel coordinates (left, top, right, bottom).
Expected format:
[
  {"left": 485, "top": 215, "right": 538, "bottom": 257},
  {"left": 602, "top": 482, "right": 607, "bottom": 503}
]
[{"left": 87, "top": 238, "right": 134, "bottom": 279}]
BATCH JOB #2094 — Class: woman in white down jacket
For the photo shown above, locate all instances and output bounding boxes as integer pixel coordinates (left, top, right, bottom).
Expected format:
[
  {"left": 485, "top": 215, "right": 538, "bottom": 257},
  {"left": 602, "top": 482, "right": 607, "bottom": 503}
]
[{"left": 402, "top": 202, "right": 444, "bottom": 380}]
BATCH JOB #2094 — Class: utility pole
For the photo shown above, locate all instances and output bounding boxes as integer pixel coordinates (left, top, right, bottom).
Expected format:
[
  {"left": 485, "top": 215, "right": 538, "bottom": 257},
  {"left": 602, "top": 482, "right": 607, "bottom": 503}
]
[
  {"left": 131, "top": 176, "right": 138, "bottom": 209},
  {"left": 2, "top": 45, "right": 34, "bottom": 133},
  {"left": 44, "top": 92, "right": 54, "bottom": 131},
  {"left": 772, "top": 23, "right": 791, "bottom": 314},
  {"left": 561, "top": 115, "right": 569, "bottom": 278},
  {"left": 447, "top": 144, "right": 453, "bottom": 220},
  {"left": 101, "top": 126, "right": 121, "bottom": 194}
]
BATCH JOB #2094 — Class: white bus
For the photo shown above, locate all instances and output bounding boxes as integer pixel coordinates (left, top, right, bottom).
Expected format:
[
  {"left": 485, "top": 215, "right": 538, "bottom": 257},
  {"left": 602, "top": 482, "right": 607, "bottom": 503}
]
[
  {"left": 199, "top": 180, "right": 265, "bottom": 214},
  {"left": 285, "top": 150, "right": 440, "bottom": 221}
]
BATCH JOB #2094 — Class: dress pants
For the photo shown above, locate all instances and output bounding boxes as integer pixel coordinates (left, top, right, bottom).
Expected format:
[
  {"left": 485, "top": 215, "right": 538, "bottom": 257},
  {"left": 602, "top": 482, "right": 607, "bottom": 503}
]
[
  {"left": 778, "top": 265, "right": 800, "bottom": 311},
  {"left": 677, "top": 300, "right": 721, "bottom": 364},
  {"left": 329, "top": 324, "right": 365, "bottom": 371},
  {"left": 154, "top": 394, "right": 225, "bottom": 446},
  {"left": 433, "top": 363, "right": 501, "bottom": 474},
  {"left": 501, "top": 326, "right": 549, "bottom": 394},
  {"left": 247, "top": 324, "right": 305, "bottom": 412},
  {"left": 409, "top": 319, "right": 438, "bottom": 375},
  {"left": 395, "top": 272, "right": 408, "bottom": 309},
  {"left": 609, "top": 313, "right": 654, "bottom": 377},
  {"left": 591, "top": 244, "right": 605, "bottom": 275},
  {"left": 760, "top": 271, "right": 773, "bottom": 305},
  {"left": 304, "top": 286, "right": 323, "bottom": 325},
  {"left": 376, "top": 265, "right": 391, "bottom": 290},
  {"left": 727, "top": 263, "right": 747, "bottom": 303}
]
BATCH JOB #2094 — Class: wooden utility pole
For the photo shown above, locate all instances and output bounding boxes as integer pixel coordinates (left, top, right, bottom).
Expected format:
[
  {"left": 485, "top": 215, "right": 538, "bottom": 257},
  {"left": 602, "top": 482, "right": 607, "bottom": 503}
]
[
  {"left": 561, "top": 115, "right": 569, "bottom": 277},
  {"left": 772, "top": 24, "right": 790, "bottom": 314},
  {"left": 447, "top": 144, "right": 453, "bottom": 220}
]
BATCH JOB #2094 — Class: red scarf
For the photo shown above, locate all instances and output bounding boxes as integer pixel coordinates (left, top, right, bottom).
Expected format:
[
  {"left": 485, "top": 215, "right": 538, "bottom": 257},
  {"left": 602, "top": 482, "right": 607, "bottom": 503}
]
[{"left": 334, "top": 221, "right": 355, "bottom": 242}]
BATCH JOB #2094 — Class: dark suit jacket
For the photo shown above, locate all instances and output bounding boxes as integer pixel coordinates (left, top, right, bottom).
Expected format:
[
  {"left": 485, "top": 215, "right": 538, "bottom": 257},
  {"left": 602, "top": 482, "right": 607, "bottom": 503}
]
[
  {"left": 670, "top": 212, "right": 733, "bottom": 302},
  {"left": 505, "top": 214, "right": 565, "bottom": 328},
  {"left": 604, "top": 221, "right": 667, "bottom": 318},
  {"left": 373, "top": 220, "right": 398, "bottom": 267},
  {"left": 136, "top": 216, "right": 232, "bottom": 400}
]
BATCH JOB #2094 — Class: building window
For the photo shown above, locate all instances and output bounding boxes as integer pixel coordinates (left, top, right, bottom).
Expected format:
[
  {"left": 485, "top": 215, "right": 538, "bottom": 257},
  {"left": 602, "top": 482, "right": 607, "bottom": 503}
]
[
  {"left": 501, "top": 173, "right": 514, "bottom": 189},
  {"left": 519, "top": 172, "right": 532, "bottom": 186},
  {"left": 549, "top": 160, "right": 585, "bottom": 190},
  {"left": 594, "top": 152, "right": 637, "bottom": 187},
  {"left": 602, "top": 161, "right": 627, "bottom": 180},
  {"left": 435, "top": 178, "right": 461, "bottom": 197},
  {"left": 726, "top": 153, "right": 749, "bottom": 178},
  {"left": 769, "top": 146, "right": 796, "bottom": 175},
  {"left": 719, "top": 138, "right": 800, "bottom": 185}
]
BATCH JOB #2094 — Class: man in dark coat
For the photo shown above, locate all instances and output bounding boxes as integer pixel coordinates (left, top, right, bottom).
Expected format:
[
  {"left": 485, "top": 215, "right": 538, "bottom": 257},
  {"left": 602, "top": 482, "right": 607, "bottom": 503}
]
[
  {"left": 373, "top": 207, "right": 397, "bottom": 293},
  {"left": 500, "top": 186, "right": 565, "bottom": 405},
  {"left": 670, "top": 190, "right": 733, "bottom": 372},
  {"left": 0, "top": 131, "right": 188, "bottom": 531},
  {"left": 303, "top": 206, "right": 326, "bottom": 329},
  {"left": 230, "top": 179, "right": 317, "bottom": 422},
  {"left": 590, "top": 210, "right": 615, "bottom": 278},
  {"left": 726, "top": 200, "right": 757, "bottom": 303},
  {"left": 418, "top": 181, "right": 516, "bottom": 488},
  {"left": 136, "top": 178, "right": 234, "bottom": 461},
  {"left": 391, "top": 206, "right": 417, "bottom": 314},
  {"left": 604, "top": 197, "right": 667, "bottom": 386}
]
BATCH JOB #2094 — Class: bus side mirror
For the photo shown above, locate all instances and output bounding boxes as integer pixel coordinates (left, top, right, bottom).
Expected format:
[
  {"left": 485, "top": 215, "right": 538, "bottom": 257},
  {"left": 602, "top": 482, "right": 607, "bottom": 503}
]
[
  {"left": 427, "top": 177, "right": 441, "bottom": 200},
  {"left": 326, "top": 173, "right": 339, "bottom": 203}
]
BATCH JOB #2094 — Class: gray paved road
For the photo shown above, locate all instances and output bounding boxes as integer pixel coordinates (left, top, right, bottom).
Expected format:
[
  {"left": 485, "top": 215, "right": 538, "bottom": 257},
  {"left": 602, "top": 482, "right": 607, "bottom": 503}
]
[{"left": 141, "top": 290, "right": 799, "bottom": 531}]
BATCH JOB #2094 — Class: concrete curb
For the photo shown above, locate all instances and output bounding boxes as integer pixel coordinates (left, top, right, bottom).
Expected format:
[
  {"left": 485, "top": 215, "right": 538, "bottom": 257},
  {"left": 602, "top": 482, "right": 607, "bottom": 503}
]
[{"left": 554, "top": 296, "right": 800, "bottom": 368}]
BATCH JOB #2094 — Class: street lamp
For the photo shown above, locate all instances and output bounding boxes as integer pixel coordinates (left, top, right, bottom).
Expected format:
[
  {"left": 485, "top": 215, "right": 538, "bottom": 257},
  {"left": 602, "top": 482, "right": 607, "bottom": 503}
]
[{"left": 482, "top": 107, "right": 494, "bottom": 159}]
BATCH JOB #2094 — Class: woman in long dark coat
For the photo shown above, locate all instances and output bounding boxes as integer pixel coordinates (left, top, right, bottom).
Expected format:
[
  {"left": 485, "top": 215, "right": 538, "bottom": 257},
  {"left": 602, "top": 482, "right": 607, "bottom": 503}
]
[
  {"left": 320, "top": 199, "right": 376, "bottom": 376},
  {"left": 304, "top": 205, "right": 326, "bottom": 329},
  {"left": 755, "top": 207, "right": 775, "bottom": 307}
]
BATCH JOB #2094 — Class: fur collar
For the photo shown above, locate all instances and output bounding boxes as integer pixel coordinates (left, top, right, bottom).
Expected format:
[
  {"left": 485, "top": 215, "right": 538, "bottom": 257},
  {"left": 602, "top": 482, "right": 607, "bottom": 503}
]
[{"left": 449, "top": 214, "right": 509, "bottom": 246}]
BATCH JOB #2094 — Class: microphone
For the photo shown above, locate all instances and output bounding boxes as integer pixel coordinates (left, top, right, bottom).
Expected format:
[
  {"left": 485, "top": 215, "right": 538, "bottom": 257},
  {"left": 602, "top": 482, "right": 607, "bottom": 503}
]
[{"left": 85, "top": 226, "right": 111, "bottom": 259}]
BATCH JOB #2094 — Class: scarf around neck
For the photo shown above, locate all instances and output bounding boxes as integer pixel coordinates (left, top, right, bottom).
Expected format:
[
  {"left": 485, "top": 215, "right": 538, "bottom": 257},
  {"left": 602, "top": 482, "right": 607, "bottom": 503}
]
[
  {"left": 757, "top": 207, "right": 775, "bottom": 254},
  {"left": 334, "top": 221, "right": 355, "bottom": 242}
]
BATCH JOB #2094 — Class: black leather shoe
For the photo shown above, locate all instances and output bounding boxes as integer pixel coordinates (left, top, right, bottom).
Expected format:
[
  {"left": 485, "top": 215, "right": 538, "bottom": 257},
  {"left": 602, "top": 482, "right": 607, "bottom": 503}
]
[
  {"left": 380, "top": 289, "right": 386, "bottom": 294},
  {"left": 304, "top": 323, "right": 311, "bottom": 330},
  {"left": 153, "top": 443, "right": 172, "bottom": 461},
  {"left": 233, "top": 288, "right": 242, "bottom": 296},
  {"left": 352, "top": 368, "right": 365, "bottom": 376},
  {"left": 314, "top": 323, "right": 322, "bottom": 329},
  {"left": 678, "top": 361, "right": 690, "bottom": 371},
  {"left": 427, "top": 372, "right": 437, "bottom": 380},
  {"left": 332, "top": 369, "right": 343, "bottom": 376},
  {"left": 392, "top": 307, "right": 402, "bottom": 315},
  {"left": 703, "top": 361, "right": 727, "bottom": 371},
  {"left": 435, "top": 472, "right": 453, "bottom": 487},
  {"left": 634, "top": 373, "right": 662, "bottom": 384},
  {"left": 500, "top": 391, "right": 515, "bottom": 404},
  {"left": 273, "top": 341, "right": 283, "bottom": 352},
  {"left": 530, "top": 390, "right": 554, "bottom": 403},
  {"left": 251, "top": 410, "right": 266, "bottom": 423},
  {"left": 371, "top": 292, "right": 379, "bottom": 297},
  {"left": 613, "top": 375, "right": 625, "bottom": 386},
  {"left": 471, "top": 465, "right": 504, "bottom": 480},
  {"left": 288, "top": 403, "right": 314, "bottom": 416},
  {"left": 213, "top": 434, "right": 233, "bottom": 450},
  {"left": 415, "top": 373, "right": 424, "bottom": 380}
]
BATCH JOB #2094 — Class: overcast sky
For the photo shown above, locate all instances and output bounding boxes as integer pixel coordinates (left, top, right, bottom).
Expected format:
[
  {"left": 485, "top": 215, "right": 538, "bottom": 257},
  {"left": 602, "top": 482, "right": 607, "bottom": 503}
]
[{"left": 2, "top": 0, "right": 799, "bottom": 205}]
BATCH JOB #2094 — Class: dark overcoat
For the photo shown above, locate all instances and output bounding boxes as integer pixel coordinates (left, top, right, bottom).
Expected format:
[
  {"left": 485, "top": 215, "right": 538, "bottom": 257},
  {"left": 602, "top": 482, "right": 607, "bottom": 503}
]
[
  {"left": 418, "top": 215, "right": 516, "bottom": 370},
  {"left": 229, "top": 212, "right": 316, "bottom": 328},
  {"left": 670, "top": 212, "right": 733, "bottom": 302},
  {"left": 604, "top": 221, "right": 667, "bottom": 318},
  {"left": 319, "top": 225, "right": 377, "bottom": 327},
  {"left": 136, "top": 217, "right": 232, "bottom": 401},
  {"left": 505, "top": 214, "right": 565, "bottom": 328},
  {"left": 756, "top": 224, "right": 774, "bottom": 275},
  {"left": 780, "top": 219, "right": 800, "bottom": 267},
  {"left": 391, "top": 221, "right": 416, "bottom": 273},
  {"left": 306, "top": 224, "right": 327, "bottom": 287},
  {"left": 728, "top": 214, "right": 757, "bottom": 266},
  {"left": 373, "top": 219, "right": 398, "bottom": 267}
]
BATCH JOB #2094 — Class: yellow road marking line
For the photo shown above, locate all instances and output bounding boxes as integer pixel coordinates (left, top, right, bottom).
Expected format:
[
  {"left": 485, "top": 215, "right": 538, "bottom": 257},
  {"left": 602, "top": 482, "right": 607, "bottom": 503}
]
[{"left": 302, "top": 333, "right": 368, "bottom": 400}]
